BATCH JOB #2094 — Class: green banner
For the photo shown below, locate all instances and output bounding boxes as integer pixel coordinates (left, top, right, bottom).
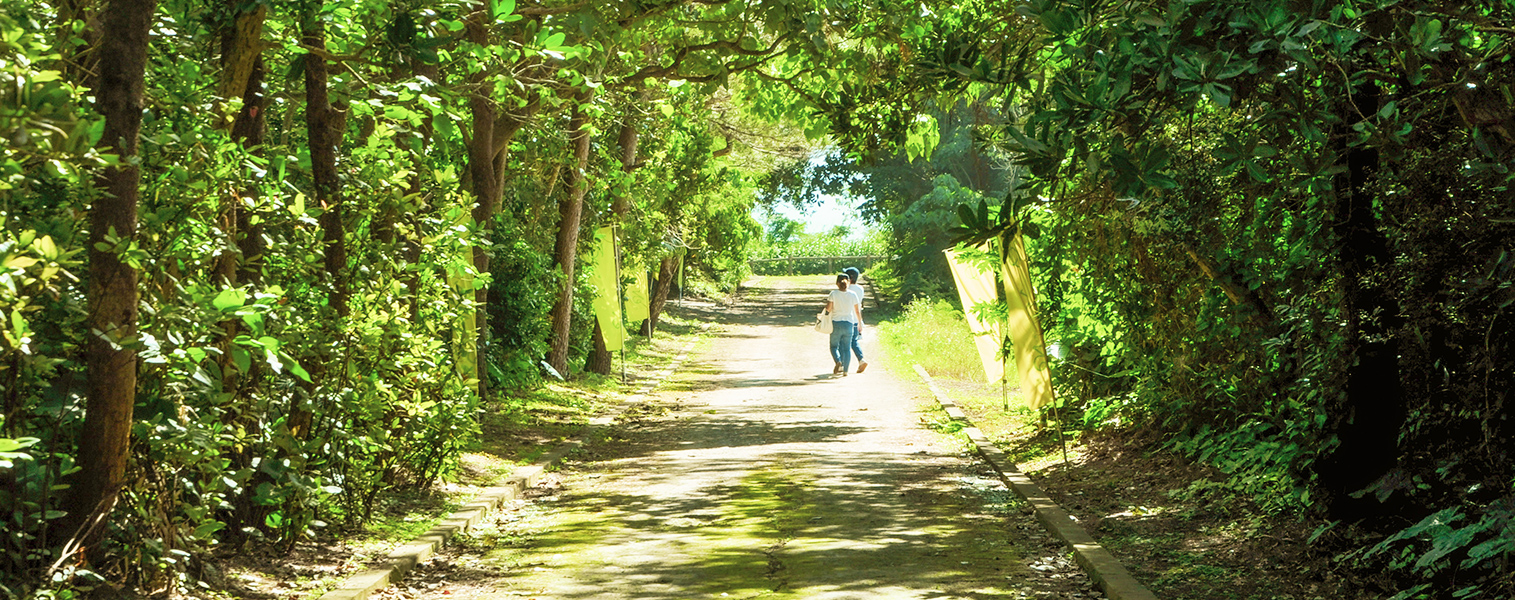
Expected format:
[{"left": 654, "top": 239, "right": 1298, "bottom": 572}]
[
  {"left": 625, "top": 269, "right": 650, "bottom": 323},
  {"left": 587, "top": 227, "right": 626, "bottom": 351}
]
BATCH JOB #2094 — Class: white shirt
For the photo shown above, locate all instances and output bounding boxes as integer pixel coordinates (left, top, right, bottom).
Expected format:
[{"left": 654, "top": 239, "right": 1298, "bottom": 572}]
[
  {"left": 849, "top": 283, "right": 865, "bottom": 307},
  {"left": 828, "top": 289, "right": 860, "bottom": 323}
]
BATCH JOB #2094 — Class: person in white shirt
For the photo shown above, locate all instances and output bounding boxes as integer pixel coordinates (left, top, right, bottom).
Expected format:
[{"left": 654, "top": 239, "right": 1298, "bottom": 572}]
[
  {"left": 843, "top": 267, "right": 867, "bottom": 373},
  {"left": 824, "top": 273, "right": 863, "bottom": 377}
]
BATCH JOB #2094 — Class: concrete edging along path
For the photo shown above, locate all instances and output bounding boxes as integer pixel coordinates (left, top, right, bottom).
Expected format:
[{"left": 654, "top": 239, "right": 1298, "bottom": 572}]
[
  {"left": 912, "top": 364, "right": 1160, "bottom": 600},
  {"left": 316, "top": 335, "right": 704, "bottom": 600}
]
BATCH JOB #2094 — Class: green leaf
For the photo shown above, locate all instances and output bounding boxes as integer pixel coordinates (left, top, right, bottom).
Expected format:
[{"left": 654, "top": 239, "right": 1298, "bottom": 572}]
[
  {"left": 3, "top": 256, "right": 39, "bottom": 269},
  {"left": 0, "top": 437, "right": 39, "bottom": 453},
  {"left": 212, "top": 288, "right": 247, "bottom": 312},
  {"left": 192, "top": 521, "right": 225, "bottom": 539},
  {"left": 491, "top": 0, "right": 515, "bottom": 21},
  {"left": 1243, "top": 160, "right": 1271, "bottom": 183},
  {"left": 285, "top": 354, "right": 312, "bottom": 382},
  {"left": 956, "top": 203, "right": 976, "bottom": 228},
  {"left": 33, "top": 236, "right": 58, "bottom": 260},
  {"left": 231, "top": 345, "right": 252, "bottom": 373}
]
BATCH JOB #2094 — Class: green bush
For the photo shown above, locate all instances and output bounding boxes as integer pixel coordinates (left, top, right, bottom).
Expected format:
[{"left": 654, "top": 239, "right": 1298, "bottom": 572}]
[{"left": 486, "top": 221, "right": 560, "bottom": 389}]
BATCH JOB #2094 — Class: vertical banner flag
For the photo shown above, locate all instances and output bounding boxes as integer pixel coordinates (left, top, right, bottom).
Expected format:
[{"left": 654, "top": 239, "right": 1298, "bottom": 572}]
[
  {"left": 449, "top": 211, "right": 479, "bottom": 382},
  {"left": 1001, "top": 234, "right": 1055, "bottom": 410},
  {"left": 587, "top": 227, "right": 626, "bottom": 351},
  {"left": 944, "top": 248, "right": 1006, "bottom": 384},
  {"left": 624, "top": 269, "right": 650, "bottom": 323}
]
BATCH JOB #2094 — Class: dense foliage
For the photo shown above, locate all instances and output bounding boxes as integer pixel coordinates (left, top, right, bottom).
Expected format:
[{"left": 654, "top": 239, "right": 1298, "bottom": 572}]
[
  {"left": 790, "top": 0, "right": 1514, "bottom": 596},
  {"left": 4, "top": 0, "right": 1511, "bottom": 596},
  {"left": 0, "top": 0, "right": 935, "bottom": 595}
]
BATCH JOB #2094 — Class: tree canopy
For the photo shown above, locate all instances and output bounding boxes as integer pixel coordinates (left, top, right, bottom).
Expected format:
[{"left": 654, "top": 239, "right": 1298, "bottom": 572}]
[{"left": 1, "top": 0, "right": 1511, "bottom": 597}]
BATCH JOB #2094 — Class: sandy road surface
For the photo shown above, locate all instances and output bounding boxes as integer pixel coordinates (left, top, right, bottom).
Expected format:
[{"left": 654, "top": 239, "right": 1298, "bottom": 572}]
[{"left": 397, "top": 276, "right": 1097, "bottom": 600}]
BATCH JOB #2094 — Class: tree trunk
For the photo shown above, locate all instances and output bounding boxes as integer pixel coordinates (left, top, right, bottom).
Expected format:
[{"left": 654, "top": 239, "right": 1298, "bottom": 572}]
[
  {"left": 641, "top": 255, "right": 677, "bottom": 336},
  {"left": 217, "top": 0, "right": 269, "bottom": 543},
  {"left": 304, "top": 8, "right": 346, "bottom": 319},
  {"left": 233, "top": 53, "right": 268, "bottom": 285},
  {"left": 463, "top": 5, "right": 538, "bottom": 397},
  {"left": 286, "top": 1, "right": 343, "bottom": 442},
  {"left": 64, "top": 0, "right": 154, "bottom": 551},
  {"left": 219, "top": 3, "right": 266, "bottom": 116},
  {"left": 1317, "top": 80, "right": 1407, "bottom": 523},
  {"left": 546, "top": 96, "right": 593, "bottom": 375},
  {"left": 587, "top": 320, "right": 613, "bottom": 374}
]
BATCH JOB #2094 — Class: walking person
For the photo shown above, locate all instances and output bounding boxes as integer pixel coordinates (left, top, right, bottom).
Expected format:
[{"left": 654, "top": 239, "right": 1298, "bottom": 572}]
[
  {"left": 843, "top": 267, "right": 868, "bottom": 373},
  {"left": 824, "top": 273, "right": 863, "bottom": 377}
]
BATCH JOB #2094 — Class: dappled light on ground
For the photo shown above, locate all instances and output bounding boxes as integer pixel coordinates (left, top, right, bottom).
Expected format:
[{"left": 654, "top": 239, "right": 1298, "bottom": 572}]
[{"left": 389, "top": 277, "right": 1097, "bottom": 599}]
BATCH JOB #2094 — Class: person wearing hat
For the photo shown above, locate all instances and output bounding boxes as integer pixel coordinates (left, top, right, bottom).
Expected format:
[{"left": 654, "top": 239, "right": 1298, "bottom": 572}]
[
  {"left": 824, "top": 273, "right": 863, "bottom": 376},
  {"left": 843, "top": 267, "right": 867, "bottom": 373}
]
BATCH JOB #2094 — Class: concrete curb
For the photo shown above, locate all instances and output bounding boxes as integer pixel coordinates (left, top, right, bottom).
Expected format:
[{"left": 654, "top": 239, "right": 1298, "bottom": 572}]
[
  {"left": 316, "top": 336, "right": 703, "bottom": 600},
  {"left": 912, "top": 365, "right": 1159, "bottom": 600}
]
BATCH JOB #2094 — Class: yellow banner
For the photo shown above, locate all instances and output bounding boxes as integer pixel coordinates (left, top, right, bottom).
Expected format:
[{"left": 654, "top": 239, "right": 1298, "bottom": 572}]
[
  {"left": 944, "top": 248, "right": 1005, "bottom": 384},
  {"left": 624, "top": 269, "right": 650, "bottom": 323},
  {"left": 1001, "top": 234, "right": 1054, "bottom": 410},
  {"left": 587, "top": 227, "right": 626, "bottom": 351}
]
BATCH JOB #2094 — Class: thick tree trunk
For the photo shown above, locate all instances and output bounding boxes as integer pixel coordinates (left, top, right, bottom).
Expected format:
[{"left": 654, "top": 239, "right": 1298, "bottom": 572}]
[
  {"left": 214, "top": 0, "right": 266, "bottom": 375},
  {"left": 219, "top": 3, "right": 265, "bottom": 114},
  {"left": 547, "top": 98, "right": 593, "bottom": 375},
  {"left": 64, "top": 0, "right": 154, "bottom": 551},
  {"left": 463, "top": 5, "right": 539, "bottom": 397},
  {"left": 1317, "top": 81, "right": 1407, "bottom": 523},
  {"left": 641, "top": 255, "right": 677, "bottom": 336}
]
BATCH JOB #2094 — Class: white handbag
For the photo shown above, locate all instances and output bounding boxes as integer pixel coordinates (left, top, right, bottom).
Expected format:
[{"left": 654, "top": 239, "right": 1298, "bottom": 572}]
[{"left": 814, "top": 312, "right": 833, "bottom": 334}]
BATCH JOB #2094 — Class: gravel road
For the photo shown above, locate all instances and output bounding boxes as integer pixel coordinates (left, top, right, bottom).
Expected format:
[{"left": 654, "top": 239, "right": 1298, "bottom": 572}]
[{"left": 394, "top": 276, "right": 1097, "bottom": 600}]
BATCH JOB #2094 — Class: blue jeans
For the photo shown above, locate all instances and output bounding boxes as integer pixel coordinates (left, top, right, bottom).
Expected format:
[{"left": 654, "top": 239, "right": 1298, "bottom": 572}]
[
  {"left": 829, "top": 320, "right": 855, "bottom": 373},
  {"left": 851, "top": 324, "right": 864, "bottom": 362}
]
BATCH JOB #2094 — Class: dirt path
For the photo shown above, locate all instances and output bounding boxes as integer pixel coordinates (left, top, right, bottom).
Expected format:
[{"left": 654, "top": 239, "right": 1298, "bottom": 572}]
[{"left": 394, "top": 276, "right": 1097, "bottom": 600}]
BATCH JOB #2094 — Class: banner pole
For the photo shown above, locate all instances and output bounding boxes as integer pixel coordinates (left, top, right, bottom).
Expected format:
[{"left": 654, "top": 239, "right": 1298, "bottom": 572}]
[
  {"left": 616, "top": 225, "right": 626, "bottom": 385},
  {"left": 1002, "top": 345, "right": 1009, "bottom": 411}
]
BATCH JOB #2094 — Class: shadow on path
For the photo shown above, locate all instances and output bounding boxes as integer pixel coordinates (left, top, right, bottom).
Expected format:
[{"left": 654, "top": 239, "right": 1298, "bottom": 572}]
[{"left": 414, "top": 276, "right": 1094, "bottom": 600}]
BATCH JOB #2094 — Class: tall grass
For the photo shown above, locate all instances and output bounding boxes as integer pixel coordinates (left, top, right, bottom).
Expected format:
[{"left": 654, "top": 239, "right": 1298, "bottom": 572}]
[{"left": 876, "top": 298, "right": 994, "bottom": 382}]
